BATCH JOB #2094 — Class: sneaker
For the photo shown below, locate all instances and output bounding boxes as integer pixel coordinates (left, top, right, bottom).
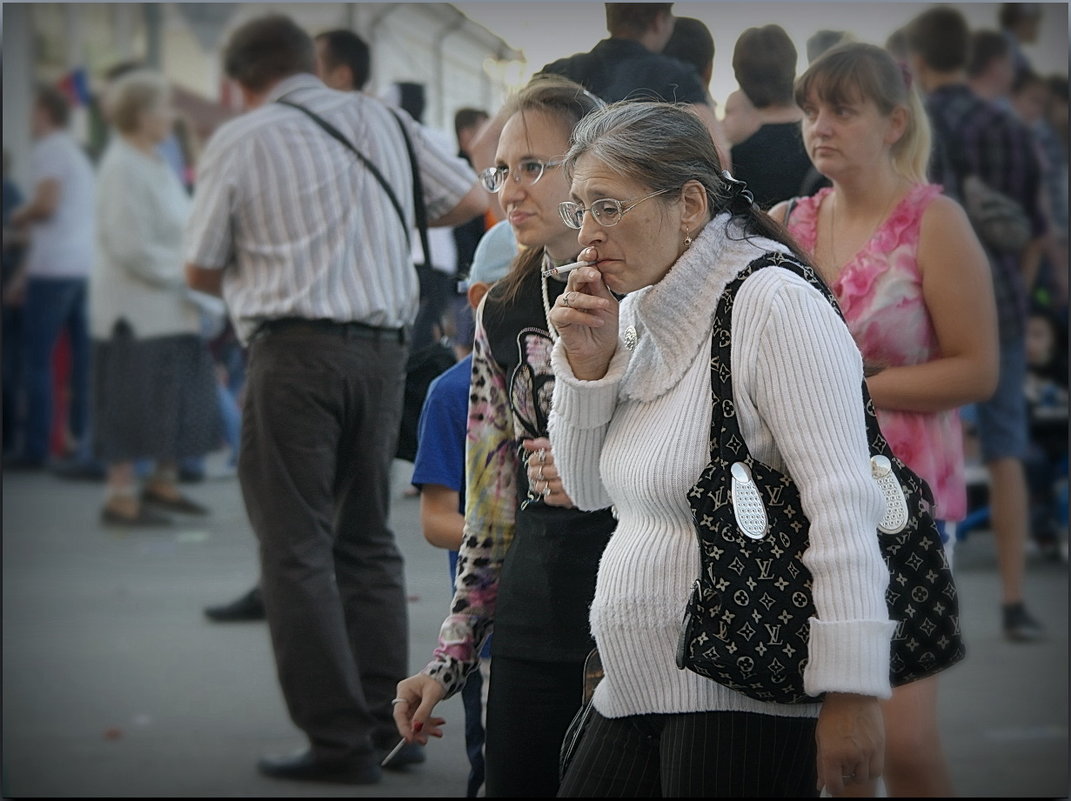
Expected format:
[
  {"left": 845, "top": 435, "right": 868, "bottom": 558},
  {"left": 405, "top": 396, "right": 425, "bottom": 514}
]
[{"left": 1002, "top": 602, "right": 1045, "bottom": 642}]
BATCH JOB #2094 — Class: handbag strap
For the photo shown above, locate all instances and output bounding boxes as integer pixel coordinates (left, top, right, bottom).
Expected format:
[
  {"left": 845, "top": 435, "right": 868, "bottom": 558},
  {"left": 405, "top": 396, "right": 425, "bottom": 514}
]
[
  {"left": 706, "top": 254, "right": 906, "bottom": 480},
  {"left": 782, "top": 196, "right": 799, "bottom": 226},
  {"left": 276, "top": 98, "right": 412, "bottom": 249}
]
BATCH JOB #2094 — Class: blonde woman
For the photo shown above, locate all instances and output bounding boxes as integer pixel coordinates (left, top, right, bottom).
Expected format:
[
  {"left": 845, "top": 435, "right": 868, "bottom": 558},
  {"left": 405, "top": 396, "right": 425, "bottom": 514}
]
[{"left": 771, "top": 42, "right": 998, "bottom": 796}]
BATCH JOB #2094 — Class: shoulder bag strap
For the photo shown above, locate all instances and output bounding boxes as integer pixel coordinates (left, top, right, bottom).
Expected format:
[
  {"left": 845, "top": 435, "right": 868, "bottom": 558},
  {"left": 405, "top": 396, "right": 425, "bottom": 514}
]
[
  {"left": 782, "top": 196, "right": 799, "bottom": 226},
  {"left": 708, "top": 254, "right": 895, "bottom": 466},
  {"left": 388, "top": 110, "right": 433, "bottom": 270},
  {"left": 276, "top": 98, "right": 411, "bottom": 248}
]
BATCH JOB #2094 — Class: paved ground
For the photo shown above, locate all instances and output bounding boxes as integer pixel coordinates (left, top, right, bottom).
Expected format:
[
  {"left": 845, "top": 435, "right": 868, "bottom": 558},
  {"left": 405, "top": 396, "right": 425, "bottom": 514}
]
[{"left": 2, "top": 453, "right": 1068, "bottom": 798}]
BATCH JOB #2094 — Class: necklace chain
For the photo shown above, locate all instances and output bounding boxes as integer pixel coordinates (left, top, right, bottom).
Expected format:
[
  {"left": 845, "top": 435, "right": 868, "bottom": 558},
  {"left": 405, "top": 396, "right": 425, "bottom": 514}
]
[
  {"left": 541, "top": 251, "right": 560, "bottom": 342},
  {"left": 827, "top": 185, "right": 903, "bottom": 275},
  {"left": 544, "top": 251, "right": 569, "bottom": 342}
]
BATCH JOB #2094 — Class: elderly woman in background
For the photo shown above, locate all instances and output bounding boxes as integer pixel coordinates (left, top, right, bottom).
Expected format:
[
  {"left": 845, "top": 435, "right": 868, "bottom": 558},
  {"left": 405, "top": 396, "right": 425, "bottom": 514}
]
[{"left": 91, "top": 69, "right": 219, "bottom": 526}]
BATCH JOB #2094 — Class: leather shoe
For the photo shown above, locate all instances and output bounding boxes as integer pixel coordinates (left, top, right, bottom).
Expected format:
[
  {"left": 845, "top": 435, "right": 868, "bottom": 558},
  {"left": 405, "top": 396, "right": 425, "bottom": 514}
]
[
  {"left": 204, "top": 586, "right": 265, "bottom": 622},
  {"left": 100, "top": 504, "right": 172, "bottom": 527},
  {"left": 141, "top": 488, "right": 210, "bottom": 515},
  {"left": 257, "top": 749, "right": 381, "bottom": 785}
]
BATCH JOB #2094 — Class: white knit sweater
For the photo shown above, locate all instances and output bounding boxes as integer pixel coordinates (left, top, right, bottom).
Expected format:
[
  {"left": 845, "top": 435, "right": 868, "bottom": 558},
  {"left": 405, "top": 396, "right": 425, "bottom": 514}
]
[{"left": 549, "top": 216, "right": 895, "bottom": 720}]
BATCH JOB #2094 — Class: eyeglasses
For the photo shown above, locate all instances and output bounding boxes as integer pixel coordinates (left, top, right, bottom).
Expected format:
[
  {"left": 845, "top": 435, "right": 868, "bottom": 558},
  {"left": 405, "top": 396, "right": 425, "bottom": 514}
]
[
  {"left": 479, "top": 158, "right": 563, "bottom": 193},
  {"left": 558, "top": 188, "right": 673, "bottom": 230}
]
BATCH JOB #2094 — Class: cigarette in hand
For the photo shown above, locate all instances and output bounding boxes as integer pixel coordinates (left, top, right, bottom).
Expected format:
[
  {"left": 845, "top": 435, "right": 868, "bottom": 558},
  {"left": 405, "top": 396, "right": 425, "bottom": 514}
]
[
  {"left": 542, "top": 260, "right": 593, "bottom": 278},
  {"left": 380, "top": 737, "right": 409, "bottom": 767}
]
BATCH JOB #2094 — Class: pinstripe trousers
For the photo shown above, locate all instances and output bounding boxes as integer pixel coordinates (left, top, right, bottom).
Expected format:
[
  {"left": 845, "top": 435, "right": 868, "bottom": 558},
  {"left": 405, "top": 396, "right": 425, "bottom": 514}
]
[{"left": 557, "top": 708, "right": 818, "bottom": 797}]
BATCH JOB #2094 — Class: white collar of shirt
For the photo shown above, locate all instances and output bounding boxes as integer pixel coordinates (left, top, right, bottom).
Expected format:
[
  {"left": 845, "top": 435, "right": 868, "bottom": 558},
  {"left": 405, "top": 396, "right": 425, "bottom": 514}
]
[{"left": 265, "top": 73, "right": 328, "bottom": 104}]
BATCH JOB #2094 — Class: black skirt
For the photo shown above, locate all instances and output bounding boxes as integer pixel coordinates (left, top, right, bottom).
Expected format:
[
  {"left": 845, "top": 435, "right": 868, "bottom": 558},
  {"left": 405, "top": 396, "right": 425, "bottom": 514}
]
[{"left": 93, "top": 325, "right": 222, "bottom": 464}]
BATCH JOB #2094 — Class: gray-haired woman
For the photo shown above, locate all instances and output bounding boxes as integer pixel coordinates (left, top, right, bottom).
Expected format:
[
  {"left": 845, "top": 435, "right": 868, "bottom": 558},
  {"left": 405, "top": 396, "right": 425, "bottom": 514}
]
[
  {"left": 546, "top": 101, "right": 894, "bottom": 797},
  {"left": 91, "top": 69, "right": 220, "bottom": 525}
]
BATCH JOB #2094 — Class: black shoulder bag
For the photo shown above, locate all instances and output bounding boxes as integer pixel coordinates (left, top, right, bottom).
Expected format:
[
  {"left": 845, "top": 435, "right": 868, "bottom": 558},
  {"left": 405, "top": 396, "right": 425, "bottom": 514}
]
[
  {"left": 928, "top": 109, "right": 1032, "bottom": 253},
  {"left": 675, "top": 252, "right": 966, "bottom": 704}
]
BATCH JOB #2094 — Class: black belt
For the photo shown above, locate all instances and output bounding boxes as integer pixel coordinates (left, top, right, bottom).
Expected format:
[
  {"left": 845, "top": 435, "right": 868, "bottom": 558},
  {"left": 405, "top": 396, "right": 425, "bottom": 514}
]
[{"left": 252, "top": 318, "right": 407, "bottom": 345}]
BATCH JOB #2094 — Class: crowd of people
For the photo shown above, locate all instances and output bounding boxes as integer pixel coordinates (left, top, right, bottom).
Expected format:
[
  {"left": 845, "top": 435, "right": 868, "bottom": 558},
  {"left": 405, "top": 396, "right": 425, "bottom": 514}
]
[{"left": 3, "top": 2, "right": 1066, "bottom": 797}]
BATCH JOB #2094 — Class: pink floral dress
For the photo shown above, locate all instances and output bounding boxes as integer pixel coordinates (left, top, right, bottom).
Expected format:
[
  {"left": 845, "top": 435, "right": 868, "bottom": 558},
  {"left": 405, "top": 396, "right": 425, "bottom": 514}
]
[{"left": 787, "top": 183, "right": 967, "bottom": 521}]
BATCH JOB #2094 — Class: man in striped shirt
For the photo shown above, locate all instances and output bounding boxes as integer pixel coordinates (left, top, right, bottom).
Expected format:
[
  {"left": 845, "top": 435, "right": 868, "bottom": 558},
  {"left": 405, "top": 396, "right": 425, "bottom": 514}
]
[{"left": 184, "top": 14, "right": 486, "bottom": 785}]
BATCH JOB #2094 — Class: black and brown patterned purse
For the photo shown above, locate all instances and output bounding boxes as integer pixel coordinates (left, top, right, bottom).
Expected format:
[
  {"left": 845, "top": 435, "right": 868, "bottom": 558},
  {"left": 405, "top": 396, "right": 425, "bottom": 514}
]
[{"left": 675, "top": 253, "right": 966, "bottom": 704}]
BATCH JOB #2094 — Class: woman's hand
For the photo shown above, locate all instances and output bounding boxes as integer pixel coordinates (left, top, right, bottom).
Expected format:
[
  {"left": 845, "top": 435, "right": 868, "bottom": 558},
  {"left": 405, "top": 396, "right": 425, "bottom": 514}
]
[
  {"left": 392, "top": 674, "right": 448, "bottom": 746},
  {"left": 522, "top": 437, "right": 575, "bottom": 508},
  {"left": 815, "top": 692, "right": 885, "bottom": 796},
  {"left": 548, "top": 247, "right": 619, "bottom": 381}
]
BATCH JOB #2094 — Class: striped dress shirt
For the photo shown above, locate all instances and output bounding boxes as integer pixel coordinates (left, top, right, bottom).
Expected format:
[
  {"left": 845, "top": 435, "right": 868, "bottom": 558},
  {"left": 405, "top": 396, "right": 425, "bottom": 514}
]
[{"left": 184, "top": 73, "right": 478, "bottom": 343}]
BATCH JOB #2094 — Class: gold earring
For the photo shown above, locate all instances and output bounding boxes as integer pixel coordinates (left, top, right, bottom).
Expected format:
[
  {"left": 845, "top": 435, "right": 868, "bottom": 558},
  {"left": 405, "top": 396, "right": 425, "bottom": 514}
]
[{"left": 683, "top": 235, "right": 693, "bottom": 250}]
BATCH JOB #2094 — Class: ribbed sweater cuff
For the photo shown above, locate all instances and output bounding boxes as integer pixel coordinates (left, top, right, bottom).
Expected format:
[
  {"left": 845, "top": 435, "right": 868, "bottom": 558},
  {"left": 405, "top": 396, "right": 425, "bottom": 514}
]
[
  {"left": 550, "top": 340, "right": 629, "bottom": 429},
  {"left": 803, "top": 618, "right": 897, "bottom": 699}
]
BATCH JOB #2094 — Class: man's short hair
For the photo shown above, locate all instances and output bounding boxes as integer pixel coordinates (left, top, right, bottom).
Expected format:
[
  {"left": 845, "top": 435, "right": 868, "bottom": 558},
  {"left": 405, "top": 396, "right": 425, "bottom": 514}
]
[
  {"left": 885, "top": 28, "right": 909, "bottom": 62},
  {"left": 906, "top": 6, "right": 970, "bottom": 73},
  {"left": 967, "top": 30, "right": 1011, "bottom": 78},
  {"left": 605, "top": 3, "right": 673, "bottom": 38},
  {"left": 315, "top": 29, "right": 371, "bottom": 91},
  {"left": 35, "top": 84, "right": 71, "bottom": 128},
  {"left": 999, "top": 2, "right": 1042, "bottom": 31},
  {"left": 1012, "top": 67, "right": 1045, "bottom": 95},
  {"left": 663, "top": 17, "right": 714, "bottom": 79},
  {"left": 732, "top": 25, "right": 797, "bottom": 108},
  {"left": 223, "top": 14, "right": 316, "bottom": 93},
  {"left": 807, "top": 30, "right": 848, "bottom": 64},
  {"left": 454, "top": 107, "right": 488, "bottom": 140}
]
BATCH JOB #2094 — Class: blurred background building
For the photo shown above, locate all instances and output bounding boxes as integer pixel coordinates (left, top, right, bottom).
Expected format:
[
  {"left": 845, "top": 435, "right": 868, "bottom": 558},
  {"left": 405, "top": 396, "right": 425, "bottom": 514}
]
[{"left": 2, "top": 3, "right": 524, "bottom": 189}]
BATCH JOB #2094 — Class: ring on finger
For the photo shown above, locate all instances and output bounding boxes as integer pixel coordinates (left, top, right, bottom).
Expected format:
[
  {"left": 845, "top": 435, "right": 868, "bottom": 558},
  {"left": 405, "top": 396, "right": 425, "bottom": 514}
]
[
  {"left": 542, "top": 481, "right": 552, "bottom": 497},
  {"left": 538, "top": 449, "right": 546, "bottom": 464},
  {"left": 537, "top": 465, "right": 545, "bottom": 481},
  {"left": 561, "top": 292, "right": 572, "bottom": 308}
]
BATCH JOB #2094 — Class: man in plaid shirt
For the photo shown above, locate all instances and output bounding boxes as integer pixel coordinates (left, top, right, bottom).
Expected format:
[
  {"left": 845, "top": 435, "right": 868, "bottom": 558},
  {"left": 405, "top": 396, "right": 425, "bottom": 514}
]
[{"left": 907, "top": 6, "right": 1048, "bottom": 642}]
